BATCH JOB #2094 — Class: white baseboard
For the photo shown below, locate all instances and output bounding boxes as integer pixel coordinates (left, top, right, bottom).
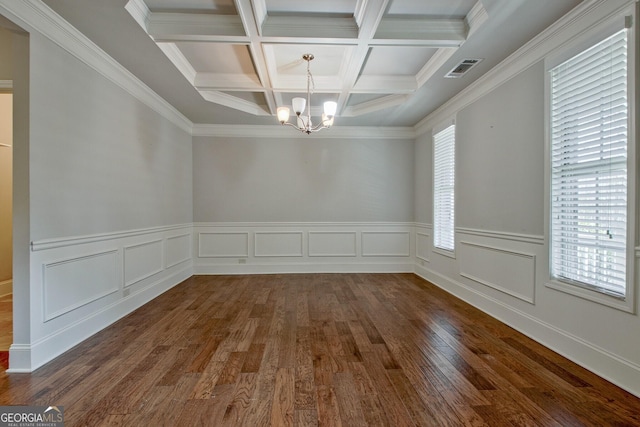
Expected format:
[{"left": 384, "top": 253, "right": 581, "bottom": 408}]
[
  {"left": 0, "top": 279, "right": 12, "bottom": 297},
  {"left": 194, "top": 262, "right": 415, "bottom": 275},
  {"left": 414, "top": 264, "right": 640, "bottom": 399}
]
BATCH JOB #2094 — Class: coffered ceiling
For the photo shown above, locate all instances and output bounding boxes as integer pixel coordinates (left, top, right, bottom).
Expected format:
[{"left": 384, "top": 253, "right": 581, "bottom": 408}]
[{"left": 39, "top": 0, "right": 583, "bottom": 128}]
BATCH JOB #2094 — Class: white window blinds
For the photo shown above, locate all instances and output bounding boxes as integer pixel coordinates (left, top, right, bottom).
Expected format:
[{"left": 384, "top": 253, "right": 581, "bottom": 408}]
[
  {"left": 550, "top": 29, "right": 628, "bottom": 297},
  {"left": 434, "top": 125, "right": 456, "bottom": 252}
]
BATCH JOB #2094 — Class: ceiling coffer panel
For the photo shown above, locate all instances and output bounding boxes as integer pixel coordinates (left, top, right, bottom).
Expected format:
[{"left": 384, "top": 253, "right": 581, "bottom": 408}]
[{"left": 125, "top": 0, "right": 489, "bottom": 118}]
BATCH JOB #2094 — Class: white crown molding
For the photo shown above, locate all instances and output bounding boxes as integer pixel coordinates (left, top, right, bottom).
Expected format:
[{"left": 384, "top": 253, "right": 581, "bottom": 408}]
[
  {"left": 414, "top": 0, "right": 634, "bottom": 136},
  {"left": 194, "top": 73, "right": 264, "bottom": 91},
  {"left": 0, "top": 0, "right": 193, "bottom": 134},
  {"left": 192, "top": 124, "right": 416, "bottom": 139}
]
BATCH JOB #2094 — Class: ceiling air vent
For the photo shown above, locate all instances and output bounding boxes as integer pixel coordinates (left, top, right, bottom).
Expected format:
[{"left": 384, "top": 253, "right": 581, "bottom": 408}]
[{"left": 445, "top": 58, "right": 483, "bottom": 78}]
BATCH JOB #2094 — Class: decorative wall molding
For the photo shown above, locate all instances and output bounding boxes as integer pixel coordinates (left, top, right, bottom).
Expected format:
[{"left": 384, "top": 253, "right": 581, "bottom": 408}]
[
  {"left": 31, "top": 224, "right": 193, "bottom": 251},
  {"left": 456, "top": 227, "right": 545, "bottom": 245},
  {"left": 415, "top": 232, "right": 430, "bottom": 263},
  {"left": 21, "top": 223, "right": 194, "bottom": 372},
  {"left": 198, "top": 232, "right": 249, "bottom": 258},
  {"left": 254, "top": 231, "right": 304, "bottom": 257},
  {"left": 308, "top": 231, "right": 357, "bottom": 257},
  {"left": 458, "top": 240, "right": 536, "bottom": 304},
  {"left": 42, "top": 249, "right": 119, "bottom": 322},
  {"left": 123, "top": 239, "right": 164, "bottom": 288},
  {"left": 193, "top": 222, "right": 415, "bottom": 274},
  {"left": 361, "top": 231, "right": 410, "bottom": 257},
  {"left": 0, "top": 0, "right": 193, "bottom": 134}
]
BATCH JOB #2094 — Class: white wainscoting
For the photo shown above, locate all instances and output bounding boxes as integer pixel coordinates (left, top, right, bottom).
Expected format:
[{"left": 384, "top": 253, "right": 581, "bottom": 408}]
[
  {"left": 458, "top": 240, "right": 536, "bottom": 304},
  {"left": 43, "top": 249, "right": 119, "bottom": 321},
  {"left": 11, "top": 224, "right": 193, "bottom": 372},
  {"left": 193, "top": 222, "right": 415, "bottom": 274}
]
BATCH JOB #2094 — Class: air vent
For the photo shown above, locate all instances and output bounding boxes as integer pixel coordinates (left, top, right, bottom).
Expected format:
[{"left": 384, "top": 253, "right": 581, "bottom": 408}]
[{"left": 445, "top": 58, "right": 483, "bottom": 78}]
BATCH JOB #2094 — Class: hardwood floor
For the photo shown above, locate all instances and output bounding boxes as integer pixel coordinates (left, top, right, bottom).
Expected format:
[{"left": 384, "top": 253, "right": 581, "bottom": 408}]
[{"left": 1, "top": 273, "right": 639, "bottom": 426}]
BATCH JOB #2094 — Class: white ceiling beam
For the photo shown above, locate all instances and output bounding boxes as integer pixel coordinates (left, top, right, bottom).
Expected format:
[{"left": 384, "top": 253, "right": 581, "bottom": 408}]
[
  {"left": 352, "top": 75, "right": 417, "bottom": 93},
  {"left": 466, "top": 1, "right": 489, "bottom": 36},
  {"left": 342, "top": 94, "right": 410, "bottom": 117},
  {"left": 194, "top": 73, "right": 263, "bottom": 91},
  {"left": 199, "top": 91, "right": 270, "bottom": 116},
  {"left": 147, "top": 13, "right": 248, "bottom": 42},
  {"left": 261, "top": 16, "right": 359, "bottom": 39},
  {"left": 156, "top": 42, "right": 197, "bottom": 85},
  {"left": 374, "top": 17, "right": 466, "bottom": 46},
  {"left": 235, "top": 0, "right": 278, "bottom": 115}
]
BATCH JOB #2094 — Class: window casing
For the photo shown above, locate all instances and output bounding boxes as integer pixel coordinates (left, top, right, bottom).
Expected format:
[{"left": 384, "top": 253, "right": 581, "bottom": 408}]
[
  {"left": 548, "top": 21, "right": 635, "bottom": 310},
  {"left": 433, "top": 125, "right": 456, "bottom": 254}
]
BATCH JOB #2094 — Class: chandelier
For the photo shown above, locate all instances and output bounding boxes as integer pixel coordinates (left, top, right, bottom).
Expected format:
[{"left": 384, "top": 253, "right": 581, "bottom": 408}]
[{"left": 276, "top": 54, "right": 337, "bottom": 134}]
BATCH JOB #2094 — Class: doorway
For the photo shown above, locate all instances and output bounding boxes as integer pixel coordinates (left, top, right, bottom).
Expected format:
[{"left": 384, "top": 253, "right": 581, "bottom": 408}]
[{"left": 0, "top": 28, "right": 12, "bottom": 361}]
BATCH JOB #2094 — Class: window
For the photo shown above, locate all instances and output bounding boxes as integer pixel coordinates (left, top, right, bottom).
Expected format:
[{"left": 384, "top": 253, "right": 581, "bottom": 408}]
[
  {"left": 549, "top": 28, "right": 629, "bottom": 299},
  {"left": 433, "top": 124, "right": 456, "bottom": 253}
]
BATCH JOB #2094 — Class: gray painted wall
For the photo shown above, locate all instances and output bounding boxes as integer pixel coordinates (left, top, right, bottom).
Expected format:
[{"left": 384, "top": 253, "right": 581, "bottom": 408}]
[
  {"left": 29, "top": 34, "right": 193, "bottom": 241},
  {"left": 456, "top": 62, "right": 545, "bottom": 235},
  {"left": 193, "top": 136, "right": 414, "bottom": 223}
]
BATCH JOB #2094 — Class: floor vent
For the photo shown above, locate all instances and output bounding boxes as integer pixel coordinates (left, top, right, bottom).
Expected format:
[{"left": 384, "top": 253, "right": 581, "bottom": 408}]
[{"left": 445, "top": 58, "right": 483, "bottom": 78}]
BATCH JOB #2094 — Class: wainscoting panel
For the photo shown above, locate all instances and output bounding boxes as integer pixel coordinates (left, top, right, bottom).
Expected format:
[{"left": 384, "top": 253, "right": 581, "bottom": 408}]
[
  {"left": 255, "top": 232, "right": 304, "bottom": 257},
  {"left": 362, "top": 231, "right": 410, "bottom": 257},
  {"left": 416, "top": 231, "right": 430, "bottom": 262},
  {"left": 193, "top": 223, "right": 415, "bottom": 274},
  {"left": 458, "top": 240, "right": 536, "bottom": 304},
  {"left": 17, "top": 224, "right": 194, "bottom": 372},
  {"left": 43, "top": 249, "right": 119, "bottom": 321},
  {"left": 308, "top": 231, "right": 357, "bottom": 257},
  {"left": 198, "top": 232, "right": 249, "bottom": 258},
  {"left": 124, "top": 239, "right": 163, "bottom": 288},
  {"left": 165, "top": 233, "right": 192, "bottom": 269}
]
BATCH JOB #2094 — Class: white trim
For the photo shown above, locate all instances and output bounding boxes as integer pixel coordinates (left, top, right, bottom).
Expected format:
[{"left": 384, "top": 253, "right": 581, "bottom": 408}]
[
  {"left": 459, "top": 240, "right": 536, "bottom": 304},
  {"left": 0, "top": 0, "right": 193, "bottom": 134},
  {"left": 123, "top": 239, "right": 164, "bottom": 288},
  {"left": 42, "top": 249, "right": 120, "bottom": 322},
  {"left": 192, "top": 124, "right": 416, "bottom": 139},
  {"left": 194, "top": 262, "right": 414, "bottom": 275},
  {"left": 456, "top": 227, "right": 545, "bottom": 245},
  {"left": 30, "top": 224, "right": 192, "bottom": 252},
  {"left": 414, "top": 264, "right": 640, "bottom": 398},
  {"left": 25, "top": 265, "right": 192, "bottom": 372}
]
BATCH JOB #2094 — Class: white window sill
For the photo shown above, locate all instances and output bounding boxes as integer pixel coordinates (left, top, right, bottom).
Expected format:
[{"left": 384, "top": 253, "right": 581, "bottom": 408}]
[{"left": 545, "top": 279, "right": 634, "bottom": 314}]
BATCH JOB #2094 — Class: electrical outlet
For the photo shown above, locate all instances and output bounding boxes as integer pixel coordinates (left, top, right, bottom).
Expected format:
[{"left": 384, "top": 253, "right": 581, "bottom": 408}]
[
  {"left": 238, "top": 258, "right": 246, "bottom": 264},
  {"left": 123, "top": 288, "right": 130, "bottom": 297}
]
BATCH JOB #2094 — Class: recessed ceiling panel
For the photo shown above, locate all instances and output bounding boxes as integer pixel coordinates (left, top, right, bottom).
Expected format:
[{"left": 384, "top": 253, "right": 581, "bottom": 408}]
[
  {"left": 265, "top": 0, "right": 357, "bottom": 15},
  {"left": 269, "top": 45, "right": 349, "bottom": 76},
  {"left": 362, "top": 47, "right": 437, "bottom": 76},
  {"left": 177, "top": 43, "right": 255, "bottom": 74},
  {"left": 225, "top": 91, "right": 267, "bottom": 104},
  {"left": 386, "top": 0, "right": 476, "bottom": 17},
  {"left": 145, "top": 0, "right": 237, "bottom": 14}
]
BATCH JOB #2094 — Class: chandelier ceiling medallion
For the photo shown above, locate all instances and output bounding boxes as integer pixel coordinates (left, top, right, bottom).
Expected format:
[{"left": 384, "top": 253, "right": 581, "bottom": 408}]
[{"left": 276, "top": 54, "right": 337, "bottom": 134}]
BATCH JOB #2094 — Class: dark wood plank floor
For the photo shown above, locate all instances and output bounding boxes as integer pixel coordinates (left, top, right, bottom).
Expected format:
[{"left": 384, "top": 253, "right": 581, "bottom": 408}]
[{"left": 1, "top": 273, "right": 639, "bottom": 426}]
